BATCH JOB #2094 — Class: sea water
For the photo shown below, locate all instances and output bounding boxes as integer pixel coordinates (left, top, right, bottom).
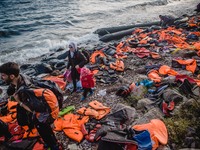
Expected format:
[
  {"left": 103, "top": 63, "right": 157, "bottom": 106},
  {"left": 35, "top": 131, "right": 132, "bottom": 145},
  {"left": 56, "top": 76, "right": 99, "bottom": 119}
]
[{"left": 0, "top": 0, "right": 199, "bottom": 64}]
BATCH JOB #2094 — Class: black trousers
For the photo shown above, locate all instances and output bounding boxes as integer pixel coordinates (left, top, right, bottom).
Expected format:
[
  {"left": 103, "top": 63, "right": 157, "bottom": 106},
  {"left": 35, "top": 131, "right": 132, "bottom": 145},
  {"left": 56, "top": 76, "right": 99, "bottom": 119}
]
[
  {"left": 35, "top": 118, "right": 58, "bottom": 150},
  {"left": 83, "top": 88, "right": 92, "bottom": 98},
  {"left": 71, "top": 67, "right": 80, "bottom": 91},
  {"left": 17, "top": 106, "right": 59, "bottom": 149},
  {"left": 0, "top": 119, "right": 12, "bottom": 140}
]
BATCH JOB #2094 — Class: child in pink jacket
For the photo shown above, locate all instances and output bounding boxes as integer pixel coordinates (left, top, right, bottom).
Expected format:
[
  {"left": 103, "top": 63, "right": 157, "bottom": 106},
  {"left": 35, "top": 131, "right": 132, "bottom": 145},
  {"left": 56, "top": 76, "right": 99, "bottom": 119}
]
[{"left": 77, "top": 67, "right": 95, "bottom": 101}]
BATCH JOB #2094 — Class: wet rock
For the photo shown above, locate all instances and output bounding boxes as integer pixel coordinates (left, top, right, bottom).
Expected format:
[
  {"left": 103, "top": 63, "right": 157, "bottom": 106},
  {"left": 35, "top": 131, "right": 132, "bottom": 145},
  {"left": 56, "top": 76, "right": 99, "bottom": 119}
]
[
  {"left": 177, "top": 70, "right": 193, "bottom": 76},
  {"left": 118, "top": 75, "right": 131, "bottom": 84},
  {"left": 130, "top": 60, "right": 145, "bottom": 66},
  {"left": 130, "top": 85, "right": 147, "bottom": 101},
  {"left": 68, "top": 143, "right": 81, "bottom": 150},
  {"left": 133, "top": 107, "right": 164, "bottom": 125},
  {"left": 162, "top": 89, "right": 183, "bottom": 103},
  {"left": 135, "top": 67, "right": 146, "bottom": 74},
  {"left": 172, "top": 49, "right": 195, "bottom": 58},
  {"left": 133, "top": 74, "right": 148, "bottom": 83},
  {"left": 56, "top": 47, "right": 65, "bottom": 52},
  {"left": 36, "top": 73, "right": 49, "bottom": 78},
  {"left": 184, "top": 137, "right": 196, "bottom": 148},
  {"left": 111, "top": 103, "right": 137, "bottom": 125},
  {"left": 79, "top": 140, "right": 92, "bottom": 150},
  {"left": 47, "top": 59, "right": 61, "bottom": 67},
  {"left": 183, "top": 51, "right": 197, "bottom": 58},
  {"left": 137, "top": 98, "right": 155, "bottom": 110},
  {"left": 42, "top": 55, "right": 57, "bottom": 62},
  {"left": 157, "top": 145, "right": 171, "bottom": 150},
  {"left": 20, "top": 63, "right": 53, "bottom": 76},
  {"left": 51, "top": 70, "right": 62, "bottom": 76},
  {"left": 162, "top": 76, "right": 176, "bottom": 84},
  {"left": 57, "top": 51, "right": 68, "bottom": 60},
  {"left": 53, "top": 61, "right": 67, "bottom": 71},
  {"left": 34, "top": 63, "right": 53, "bottom": 75}
]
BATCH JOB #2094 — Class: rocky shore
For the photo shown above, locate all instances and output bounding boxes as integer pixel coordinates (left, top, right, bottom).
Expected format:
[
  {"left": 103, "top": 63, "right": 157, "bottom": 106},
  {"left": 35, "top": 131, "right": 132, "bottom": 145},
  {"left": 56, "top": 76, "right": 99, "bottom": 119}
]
[{"left": 58, "top": 12, "right": 200, "bottom": 150}]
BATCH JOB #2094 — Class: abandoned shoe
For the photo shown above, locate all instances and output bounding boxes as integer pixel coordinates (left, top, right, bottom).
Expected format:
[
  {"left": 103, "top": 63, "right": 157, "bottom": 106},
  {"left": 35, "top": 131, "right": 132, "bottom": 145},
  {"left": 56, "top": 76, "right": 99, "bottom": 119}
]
[
  {"left": 70, "top": 88, "right": 76, "bottom": 94},
  {"left": 88, "top": 91, "right": 94, "bottom": 97},
  {"left": 81, "top": 96, "right": 86, "bottom": 101}
]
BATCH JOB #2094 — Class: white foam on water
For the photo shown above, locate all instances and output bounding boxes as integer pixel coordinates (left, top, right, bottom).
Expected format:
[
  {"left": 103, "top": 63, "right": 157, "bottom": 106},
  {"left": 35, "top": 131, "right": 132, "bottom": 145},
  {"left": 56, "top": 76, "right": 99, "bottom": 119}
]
[
  {"left": 0, "top": 33, "right": 100, "bottom": 65},
  {"left": 68, "top": 33, "right": 99, "bottom": 45},
  {"left": 0, "top": 47, "right": 48, "bottom": 65},
  {"left": 0, "top": 0, "right": 199, "bottom": 65}
]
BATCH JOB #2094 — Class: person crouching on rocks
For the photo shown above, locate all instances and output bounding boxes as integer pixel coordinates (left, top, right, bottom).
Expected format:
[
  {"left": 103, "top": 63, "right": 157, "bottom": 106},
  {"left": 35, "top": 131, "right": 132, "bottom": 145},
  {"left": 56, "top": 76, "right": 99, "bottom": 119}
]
[
  {"left": 77, "top": 67, "right": 95, "bottom": 101},
  {"left": 0, "top": 62, "right": 61, "bottom": 150},
  {"left": 159, "top": 15, "right": 175, "bottom": 27},
  {"left": 66, "top": 42, "right": 87, "bottom": 94}
]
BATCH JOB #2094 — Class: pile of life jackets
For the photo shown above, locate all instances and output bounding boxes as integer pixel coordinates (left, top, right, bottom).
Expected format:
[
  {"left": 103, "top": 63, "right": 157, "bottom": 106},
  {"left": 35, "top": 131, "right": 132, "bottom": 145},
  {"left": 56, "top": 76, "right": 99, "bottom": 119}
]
[
  {"left": 0, "top": 100, "right": 17, "bottom": 123},
  {"left": 77, "top": 100, "right": 111, "bottom": 120},
  {"left": 53, "top": 100, "right": 110, "bottom": 142},
  {"left": 0, "top": 100, "right": 40, "bottom": 142}
]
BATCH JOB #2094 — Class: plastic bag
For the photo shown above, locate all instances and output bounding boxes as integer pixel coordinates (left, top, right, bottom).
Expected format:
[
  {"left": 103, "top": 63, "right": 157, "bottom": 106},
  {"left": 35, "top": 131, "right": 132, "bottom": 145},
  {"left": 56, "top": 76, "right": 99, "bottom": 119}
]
[
  {"left": 63, "top": 69, "right": 72, "bottom": 82},
  {"left": 97, "top": 89, "right": 106, "bottom": 96}
]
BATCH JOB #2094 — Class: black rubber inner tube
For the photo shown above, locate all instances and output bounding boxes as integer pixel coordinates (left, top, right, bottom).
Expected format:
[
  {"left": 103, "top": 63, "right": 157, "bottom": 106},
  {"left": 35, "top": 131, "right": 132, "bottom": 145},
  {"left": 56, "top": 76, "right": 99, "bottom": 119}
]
[
  {"left": 54, "top": 62, "right": 66, "bottom": 71},
  {"left": 128, "top": 39, "right": 139, "bottom": 48}
]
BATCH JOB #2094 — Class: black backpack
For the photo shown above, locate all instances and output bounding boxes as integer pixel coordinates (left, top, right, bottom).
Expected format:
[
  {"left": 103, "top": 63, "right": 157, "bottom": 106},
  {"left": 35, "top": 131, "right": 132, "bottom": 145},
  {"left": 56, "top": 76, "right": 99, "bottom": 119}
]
[
  {"left": 81, "top": 49, "right": 90, "bottom": 64},
  {"left": 31, "top": 79, "right": 64, "bottom": 109}
]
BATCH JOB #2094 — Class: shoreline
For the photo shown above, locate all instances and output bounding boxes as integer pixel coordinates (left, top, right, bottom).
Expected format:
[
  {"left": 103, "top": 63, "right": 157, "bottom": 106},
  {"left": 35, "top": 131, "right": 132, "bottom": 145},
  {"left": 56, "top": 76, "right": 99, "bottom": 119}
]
[
  {"left": 0, "top": 0, "right": 199, "bottom": 64},
  {"left": 0, "top": 7, "right": 200, "bottom": 150}
]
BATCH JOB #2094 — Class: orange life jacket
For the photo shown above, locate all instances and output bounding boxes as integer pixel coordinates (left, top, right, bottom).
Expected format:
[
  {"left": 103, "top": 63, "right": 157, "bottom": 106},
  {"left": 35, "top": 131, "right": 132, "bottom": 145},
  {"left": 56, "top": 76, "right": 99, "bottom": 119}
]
[
  {"left": 159, "top": 65, "right": 178, "bottom": 76},
  {"left": 150, "top": 52, "right": 161, "bottom": 59},
  {"left": 90, "top": 50, "right": 106, "bottom": 64},
  {"left": 147, "top": 70, "right": 162, "bottom": 83},
  {"left": 0, "top": 100, "right": 17, "bottom": 123},
  {"left": 77, "top": 100, "right": 110, "bottom": 120},
  {"left": 77, "top": 107, "right": 99, "bottom": 119},
  {"left": 133, "top": 119, "right": 168, "bottom": 150},
  {"left": 110, "top": 59, "right": 125, "bottom": 72},
  {"left": 89, "top": 100, "right": 110, "bottom": 120},
  {"left": 43, "top": 75, "right": 67, "bottom": 91},
  {"left": 22, "top": 126, "right": 39, "bottom": 138},
  {"left": 62, "top": 114, "right": 89, "bottom": 142},
  {"left": 175, "top": 59, "right": 197, "bottom": 73}
]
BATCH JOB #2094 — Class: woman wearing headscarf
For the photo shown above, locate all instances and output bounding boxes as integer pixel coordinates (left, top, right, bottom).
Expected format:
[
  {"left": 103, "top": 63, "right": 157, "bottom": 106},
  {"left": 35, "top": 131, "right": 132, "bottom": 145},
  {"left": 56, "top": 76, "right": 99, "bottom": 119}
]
[{"left": 66, "top": 42, "right": 87, "bottom": 93}]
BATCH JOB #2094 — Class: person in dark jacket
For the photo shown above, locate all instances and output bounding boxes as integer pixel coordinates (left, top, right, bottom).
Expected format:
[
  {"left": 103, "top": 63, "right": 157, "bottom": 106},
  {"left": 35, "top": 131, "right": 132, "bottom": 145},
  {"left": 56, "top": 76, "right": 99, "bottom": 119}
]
[
  {"left": 0, "top": 62, "right": 61, "bottom": 150},
  {"left": 159, "top": 15, "right": 175, "bottom": 27},
  {"left": 195, "top": 3, "right": 200, "bottom": 12},
  {"left": 66, "top": 42, "right": 87, "bottom": 93}
]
